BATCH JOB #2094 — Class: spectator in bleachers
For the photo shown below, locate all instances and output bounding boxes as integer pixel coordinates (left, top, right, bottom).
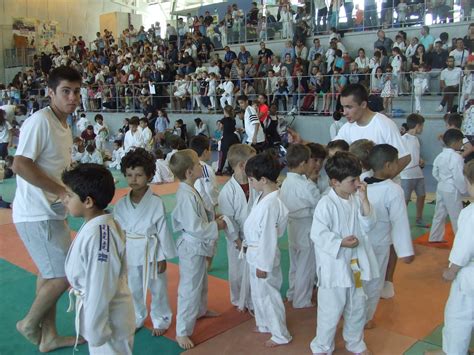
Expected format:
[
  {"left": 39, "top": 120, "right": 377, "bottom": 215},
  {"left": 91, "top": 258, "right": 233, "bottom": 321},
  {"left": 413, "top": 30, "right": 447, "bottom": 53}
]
[
  {"left": 450, "top": 38, "right": 469, "bottom": 68},
  {"left": 419, "top": 26, "right": 435, "bottom": 52},
  {"left": 308, "top": 38, "right": 325, "bottom": 62},
  {"left": 295, "top": 39, "right": 308, "bottom": 62},
  {"left": 374, "top": 30, "right": 394, "bottom": 54},
  {"left": 280, "top": 3, "right": 294, "bottom": 39},
  {"left": 464, "top": 23, "right": 474, "bottom": 52},
  {"left": 437, "top": 56, "right": 463, "bottom": 113},
  {"left": 238, "top": 45, "right": 251, "bottom": 65},
  {"left": 411, "top": 44, "right": 428, "bottom": 72}
]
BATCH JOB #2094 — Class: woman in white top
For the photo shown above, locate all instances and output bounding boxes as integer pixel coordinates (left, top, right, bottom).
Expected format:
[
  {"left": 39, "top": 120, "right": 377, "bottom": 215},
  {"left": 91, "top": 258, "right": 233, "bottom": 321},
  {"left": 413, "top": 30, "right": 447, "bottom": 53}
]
[
  {"left": 194, "top": 118, "right": 208, "bottom": 136},
  {"left": 0, "top": 109, "right": 12, "bottom": 159},
  {"left": 355, "top": 48, "right": 370, "bottom": 85}
]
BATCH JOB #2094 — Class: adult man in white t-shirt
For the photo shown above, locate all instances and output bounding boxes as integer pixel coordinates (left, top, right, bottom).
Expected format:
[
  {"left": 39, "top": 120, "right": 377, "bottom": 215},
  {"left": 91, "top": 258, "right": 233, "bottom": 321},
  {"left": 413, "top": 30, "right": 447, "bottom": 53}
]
[
  {"left": 449, "top": 38, "right": 469, "bottom": 68},
  {"left": 12, "top": 66, "right": 82, "bottom": 352},
  {"left": 335, "top": 83, "right": 411, "bottom": 174},
  {"left": 335, "top": 83, "right": 412, "bottom": 301},
  {"left": 237, "top": 94, "right": 266, "bottom": 152},
  {"left": 436, "top": 56, "right": 462, "bottom": 113}
]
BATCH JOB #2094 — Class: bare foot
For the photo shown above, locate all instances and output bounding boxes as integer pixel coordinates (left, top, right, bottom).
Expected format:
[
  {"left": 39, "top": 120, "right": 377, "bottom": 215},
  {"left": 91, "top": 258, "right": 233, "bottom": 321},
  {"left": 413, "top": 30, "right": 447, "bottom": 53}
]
[
  {"left": 364, "top": 320, "right": 376, "bottom": 329},
  {"left": 39, "top": 335, "right": 84, "bottom": 353},
  {"left": 201, "top": 310, "right": 220, "bottom": 318},
  {"left": 265, "top": 338, "right": 289, "bottom": 348},
  {"left": 176, "top": 335, "right": 194, "bottom": 350},
  {"left": 151, "top": 328, "right": 167, "bottom": 336},
  {"left": 16, "top": 320, "right": 41, "bottom": 345},
  {"left": 252, "top": 326, "right": 270, "bottom": 334}
]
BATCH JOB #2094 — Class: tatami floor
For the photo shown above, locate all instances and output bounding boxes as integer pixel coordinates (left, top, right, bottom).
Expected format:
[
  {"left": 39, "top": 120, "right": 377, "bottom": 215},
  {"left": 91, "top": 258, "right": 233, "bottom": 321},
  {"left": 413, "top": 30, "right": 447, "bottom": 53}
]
[{"left": 1, "top": 165, "right": 473, "bottom": 355}]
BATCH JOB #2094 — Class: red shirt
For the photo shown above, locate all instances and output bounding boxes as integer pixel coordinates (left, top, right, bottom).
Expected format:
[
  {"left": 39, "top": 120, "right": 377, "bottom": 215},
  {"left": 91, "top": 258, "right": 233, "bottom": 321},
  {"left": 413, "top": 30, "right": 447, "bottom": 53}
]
[
  {"left": 239, "top": 183, "right": 250, "bottom": 201},
  {"left": 258, "top": 103, "right": 269, "bottom": 124}
]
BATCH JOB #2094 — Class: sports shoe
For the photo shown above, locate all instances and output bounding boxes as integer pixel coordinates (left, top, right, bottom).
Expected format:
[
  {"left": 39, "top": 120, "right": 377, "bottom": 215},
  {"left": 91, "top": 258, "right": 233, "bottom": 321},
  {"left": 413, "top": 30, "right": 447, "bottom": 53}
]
[
  {"left": 435, "top": 105, "right": 444, "bottom": 112},
  {"left": 416, "top": 219, "right": 430, "bottom": 228},
  {"left": 380, "top": 281, "right": 395, "bottom": 299}
]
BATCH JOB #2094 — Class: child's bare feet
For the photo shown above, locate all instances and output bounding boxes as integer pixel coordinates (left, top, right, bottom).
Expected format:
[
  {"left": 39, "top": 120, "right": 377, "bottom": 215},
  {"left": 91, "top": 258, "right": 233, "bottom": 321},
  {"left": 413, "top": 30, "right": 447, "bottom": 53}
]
[
  {"left": 151, "top": 328, "right": 167, "bottom": 336},
  {"left": 264, "top": 338, "right": 289, "bottom": 348},
  {"left": 201, "top": 310, "right": 220, "bottom": 318},
  {"left": 39, "top": 335, "right": 83, "bottom": 353},
  {"left": 364, "top": 320, "right": 376, "bottom": 329},
  {"left": 16, "top": 320, "right": 41, "bottom": 345},
  {"left": 176, "top": 335, "right": 194, "bottom": 350}
]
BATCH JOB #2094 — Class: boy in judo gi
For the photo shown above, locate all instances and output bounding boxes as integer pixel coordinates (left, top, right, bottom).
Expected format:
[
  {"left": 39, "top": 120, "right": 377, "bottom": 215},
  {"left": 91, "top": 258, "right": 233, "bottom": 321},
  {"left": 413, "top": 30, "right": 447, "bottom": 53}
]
[
  {"left": 189, "top": 135, "right": 220, "bottom": 270},
  {"left": 310, "top": 151, "right": 379, "bottom": 355},
  {"left": 434, "top": 159, "right": 474, "bottom": 355},
  {"left": 217, "top": 144, "right": 257, "bottom": 310},
  {"left": 429, "top": 129, "right": 468, "bottom": 242},
  {"left": 243, "top": 151, "right": 292, "bottom": 348},
  {"left": 93, "top": 114, "right": 109, "bottom": 152},
  {"left": 349, "top": 139, "right": 375, "bottom": 181},
  {"left": 280, "top": 144, "right": 321, "bottom": 309},
  {"left": 62, "top": 164, "right": 135, "bottom": 354},
  {"left": 114, "top": 148, "right": 177, "bottom": 335},
  {"left": 364, "top": 144, "right": 415, "bottom": 329},
  {"left": 169, "top": 149, "right": 227, "bottom": 350}
]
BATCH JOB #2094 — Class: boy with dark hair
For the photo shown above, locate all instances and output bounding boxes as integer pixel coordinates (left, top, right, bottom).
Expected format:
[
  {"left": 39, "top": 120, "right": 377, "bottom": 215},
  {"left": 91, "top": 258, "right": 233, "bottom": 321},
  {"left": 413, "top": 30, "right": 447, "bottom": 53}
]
[
  {"left": 327, "top": 139, "right": 349, "bottom": 157},
  {"left": 218, "top": 144, "right": 257, "bottom": 310},
  {"left": 108, "top": 140, "right": 125, "bottom": 170},
  {"left": 169, "top": 149, "right": 227, "bottom": 350},
  {"left": 429, "top": 129, "right": 468, "bottom": 242},
  {"left": 62, "top": 164, "right": 135, "bottom": 354},
  {"left": 306, "top": 142, "right": 329, "bottom": 193},
  {"left": 114, "top": 148, "right": 177, "bottom": 336},
  {"left": 81, "top": 143, "right": 103, "bottom": 165},
  {"left": 364, "top": 144, "right": 414, "bottom": 329},
  {"left": 244, "top": 151, "right": 292, "bottom": 347},
  {"left": 124, "top": 116, "right": 144, "bottom": 152},
  {"left": 94, "top": 114, "right": 108, "bottom": 152},
  {"left": 13, "top": 65, "right": 82, "bottom": 351},
  {"left": 400, "top": 113, "right": 429, "bottom": 227},
  {"left": 280, "top": 144, "right": 321, "bottom": 309},
  {"left": 310, "top": 151, "right": 378, "bottom": 355}
]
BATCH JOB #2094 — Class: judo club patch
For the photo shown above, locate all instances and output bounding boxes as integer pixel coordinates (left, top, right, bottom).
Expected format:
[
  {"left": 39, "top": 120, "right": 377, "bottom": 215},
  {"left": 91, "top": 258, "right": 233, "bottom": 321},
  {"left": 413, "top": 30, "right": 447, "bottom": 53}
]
[{"left": 98, "top": 225, "right": 110, "bottom": 262}]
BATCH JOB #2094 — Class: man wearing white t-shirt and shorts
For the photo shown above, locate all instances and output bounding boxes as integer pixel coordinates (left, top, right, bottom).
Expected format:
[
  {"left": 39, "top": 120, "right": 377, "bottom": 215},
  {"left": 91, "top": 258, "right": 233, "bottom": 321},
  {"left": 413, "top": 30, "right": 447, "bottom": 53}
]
[
  {"left": 237, "top": 94, "right": 266, "bottom": 152},
  {"left": 12, "top": 66, "right": 82, "bottom": 352},
  {"left": 334, "top": 83, "right": 411, "bottom": 300}
]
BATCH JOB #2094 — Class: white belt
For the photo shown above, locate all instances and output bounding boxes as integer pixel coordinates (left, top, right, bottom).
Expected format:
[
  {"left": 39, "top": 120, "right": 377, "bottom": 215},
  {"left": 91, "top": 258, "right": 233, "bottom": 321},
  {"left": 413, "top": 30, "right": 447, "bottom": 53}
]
[
  {"left": 67, "top": 288, "right": 84, "bottom": 352},
  {"left": 127, "top": 233, "right": 159, "bottom": 305},
  {"left": 238, "top": 242, "right": 258, "bottom": 260}
]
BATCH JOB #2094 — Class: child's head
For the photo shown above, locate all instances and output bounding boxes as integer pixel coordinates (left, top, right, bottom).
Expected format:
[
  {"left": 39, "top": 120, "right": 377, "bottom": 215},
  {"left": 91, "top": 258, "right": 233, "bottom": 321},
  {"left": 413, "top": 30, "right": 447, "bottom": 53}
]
[
  {"left": 245, "top": 151, "right": 282, "bottom": 190},
  {"left": 367, "top": 144, "right": 399, "bottom": 178},
  {"left": 86, "top": 124, "right": 94, "bottom": 133},
  {"left": 121, "top": 148, "right": 156, "bottom": 188},
  {"left": 327, "top": 140, "right": 349, "bottom": 157},
  {"left": 446, "top": 113, "right": 463, "bottom": 129},
  {"left": 286, "top": 144, "right": 311, "bottom": 174},
  {"left": 227, "top": 144, "right": 256, "bottom": 172},
  {"left": 325, "top": 152, "right": 362, "bottom": 195},
  {"left": 463, "top": 160, "right": 474, "bottom": 196},
  {"left": 129, "top": 116, "right": 140, "bottom": 132},
  {"left": 86, "top": 144, "right": 96, "bottom": 154},
  {"left": 443, "top": 129, "right": 464, "bottom": 150},
  {"left": 139, "top": 117, "right": 148, "bottom": 128},
  {"left": 306, "top": 142, "right": 327, "bottom": 176},
  {"left": 189, "top": 135, "right": 211, "bottom": 161},
  {"left": 73, "top": 137, "right": 83, "bottom": 146},
  {"left": 169, "top": 149, "right": 202, "bottom": 182},
  {"left": 154, "top": 148, "right": 164, "bottom": 160},
  {"left": 94, "top": 114, "right": 104, "bottom": 124},
  {"left": 175, "top": 119, "right": 183, "bottom": 127},
  {"left": 418, "top": 63, "right": 427, "bottom": 72},
  {"left": 62, "top": 163, "right": 115, "bottom": 216},
  {"left": 80, "top": 113, "right": 86, "bottom": 118},
  {"left": 406, "top": 113, "right": 425, "bottom": 134},
  {"left": 113, "top": 139, "right": 122, "bottom": 150},
  {"left": 349, "top": 139, "right": 375, "bottom": 171}
]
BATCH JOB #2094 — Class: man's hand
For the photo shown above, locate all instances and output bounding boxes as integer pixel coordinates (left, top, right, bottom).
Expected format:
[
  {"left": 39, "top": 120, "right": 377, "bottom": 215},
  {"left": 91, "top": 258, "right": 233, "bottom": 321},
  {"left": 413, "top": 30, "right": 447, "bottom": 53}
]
[{"left": 256, "top": 268, "right": 267, "bottom": 279}]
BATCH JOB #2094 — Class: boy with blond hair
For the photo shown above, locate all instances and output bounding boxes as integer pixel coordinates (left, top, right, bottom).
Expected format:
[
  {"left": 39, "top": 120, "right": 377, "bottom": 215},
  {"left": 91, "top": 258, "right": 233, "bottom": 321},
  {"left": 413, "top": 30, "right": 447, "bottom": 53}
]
[
  {"left": 218, "top": 144, "right": 257, "bottom": 310},
  {"left": 169, "top": 150, "right": 227, "bottom": 350}
]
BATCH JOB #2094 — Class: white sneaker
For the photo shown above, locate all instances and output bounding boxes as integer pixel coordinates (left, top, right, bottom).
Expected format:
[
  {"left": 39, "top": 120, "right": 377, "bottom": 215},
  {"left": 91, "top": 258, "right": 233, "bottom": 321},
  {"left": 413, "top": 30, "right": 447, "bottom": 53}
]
[
  {"left": 380, "top": 281, "right": 395, "bottom": 299},
  {"left": 435, "top": 105, "right": 444, "bottom": 112}
]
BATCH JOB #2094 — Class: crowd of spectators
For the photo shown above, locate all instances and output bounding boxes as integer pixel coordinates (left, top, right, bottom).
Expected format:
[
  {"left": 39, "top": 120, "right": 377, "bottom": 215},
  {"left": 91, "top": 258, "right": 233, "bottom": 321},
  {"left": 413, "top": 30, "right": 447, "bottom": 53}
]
[{"left": 1, "top": 2, "right": 473, "bottom": 118}]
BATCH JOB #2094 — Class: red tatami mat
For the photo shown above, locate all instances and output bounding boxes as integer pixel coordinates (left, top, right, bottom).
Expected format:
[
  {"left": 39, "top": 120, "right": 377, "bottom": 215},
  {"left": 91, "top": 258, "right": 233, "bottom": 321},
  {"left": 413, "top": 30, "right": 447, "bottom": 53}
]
[{"left": 414, "top": 223, "right": 454, "bottom": 250}]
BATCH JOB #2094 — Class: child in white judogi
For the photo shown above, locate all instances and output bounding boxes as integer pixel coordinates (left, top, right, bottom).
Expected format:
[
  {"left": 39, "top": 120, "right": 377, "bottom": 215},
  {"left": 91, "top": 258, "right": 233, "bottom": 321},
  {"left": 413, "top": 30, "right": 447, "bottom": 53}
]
[
  {"left": 81, "top": 144, "right": 103, "bottom": 165},
  {"left": 93, "top": 114, "right": 108, "bottom": 152},
  {"left": 169, "top": 149, "right": 227, "bottom": 350},
  {"left": 349, "top": 139, "right": 375, "bottom": 182},
  {"left": 310, "top": 152, "right": 379, "bottom": 355},
  {"left": 306, "top": 143, "right": 329, "bottom": 196},
  {"left": 124, "top": 117, "right": 145, "bottom": 152},
  {"left": 107, "top": 140, "right": 125, "bottom": 170},
  {"left": 152, "top": 149, "right": 174, "bottom": 184},
  {"left": 114, "top": 148, "right": 177, "bottom": 335},
  {"left": 364, "top": 144, "right": 415, "bottom": 327},
  {"left": 243, "top": 152, "right": 292, "bottom": 348},
  {"left": 139, "top": 117, "right": 154, "bottom": 151},
  {"left": 62, "top": 164, "right": 135, "bottom": 355},
  {"left": 438, "top": 160, "right": 474, "bottom": 355},
  {"left": 190, "top": 135, "right": 220, "bottom": 269},
  {"left": 218, "top": 144, "right": 256, "bottom": 310},
  {"left": 429, "top": 129, "right": 468, "bottom": 242},
  {"left": 280, "top": 144, "right": 320, "bottom": 309},
  {"left": 72, "top": 137, "right": 85, "bottom": 163},
  {"left": 76, "top": 113, "right": 89, "bottom": 136}
]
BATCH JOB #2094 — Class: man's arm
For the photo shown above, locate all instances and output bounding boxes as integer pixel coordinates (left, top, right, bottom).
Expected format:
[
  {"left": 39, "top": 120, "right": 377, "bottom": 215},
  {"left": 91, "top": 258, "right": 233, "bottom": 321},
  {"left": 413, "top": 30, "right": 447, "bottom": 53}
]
[
  {"left": 396, "top": 154, "right": 411, "bottom": 175},
  {"left": 12, "top": 156, "right": 66, "bottom": 198}
]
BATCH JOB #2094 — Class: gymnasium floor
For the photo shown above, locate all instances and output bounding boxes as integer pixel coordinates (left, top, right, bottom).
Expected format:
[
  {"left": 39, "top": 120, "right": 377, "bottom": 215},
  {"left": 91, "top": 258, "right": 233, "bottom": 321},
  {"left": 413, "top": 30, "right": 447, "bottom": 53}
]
[{"left": 1, "top": 167, "right": 473, "bottom": 355}]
